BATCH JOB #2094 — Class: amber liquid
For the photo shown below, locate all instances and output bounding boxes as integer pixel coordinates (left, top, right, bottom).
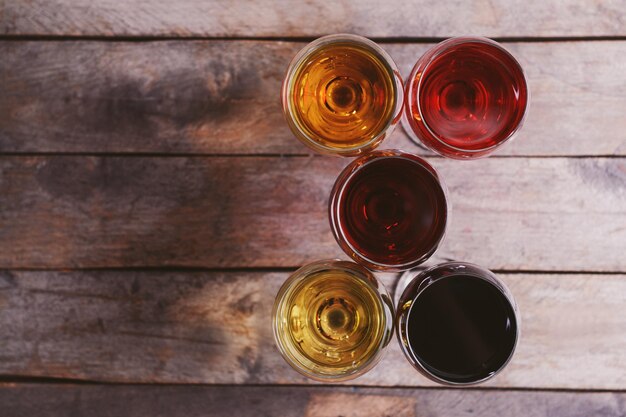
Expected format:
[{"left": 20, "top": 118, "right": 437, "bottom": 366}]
[
  {"left": 406, "top": 275, "right": 517, "bottom": 383},
  {"left": 278, "top": 269, "right": 387, "bottom": 375},
  {"left": 289, "top": 43, "right": 397, "bottom": 150},
  {"left": 337, "top": 154, "right": 447, "bottom": 267}
]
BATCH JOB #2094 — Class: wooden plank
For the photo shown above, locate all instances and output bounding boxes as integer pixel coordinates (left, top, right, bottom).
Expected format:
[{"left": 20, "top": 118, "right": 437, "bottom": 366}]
[
  {"left": 0, "top": 385, "right": 624, "bottom": 417},
  {"left": 0, "top": 156, "right": 624, "bottom": 271},
  {"left": 0, "top": 271, "right": 624, "bottom": 389},
  {"left": 1, "top": 0, "right": 625, "bottom": 38},
  {"left": 1, "top": 41, "right": 624, "bottom": 156}
]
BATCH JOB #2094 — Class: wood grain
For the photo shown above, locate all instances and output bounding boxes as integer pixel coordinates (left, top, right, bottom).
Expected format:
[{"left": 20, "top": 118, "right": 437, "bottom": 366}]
[
  {"left": 0, "top": 384, "right": 624, "bottom": 417},
  {"left": 1, "top": 41, "right": 625, "bottom": 156},
  {"left": 0, "top": 270, "right": 624, "bottom": 389},
  {"left": 1, "top": 0, "right": 625, "bottom": 38},
  {"left": 0, "top": 156, "right": 624, "bottom": 271}
]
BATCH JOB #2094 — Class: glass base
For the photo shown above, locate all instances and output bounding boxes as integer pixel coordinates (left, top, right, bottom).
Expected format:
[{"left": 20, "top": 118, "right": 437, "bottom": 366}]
[
  {"left": 400, "top": 111, "right": 432, "bottom": 153},
  {"left": 393, "top": 269, "right": 424, "bottom": 307}
]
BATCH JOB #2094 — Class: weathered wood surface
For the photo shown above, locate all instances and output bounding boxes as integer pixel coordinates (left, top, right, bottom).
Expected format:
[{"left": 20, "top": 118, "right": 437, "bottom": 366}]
[
  {"left": 1, "top": 385, "right": 624, "bottom": 417},
  {"left": 0, "top": 156, "right": 624, "bottom": 271},
  {"left": 1, "top": 0, "right": 625, "bottom": 38},
  {"left": 1, "top": 41, "right": 625, "bottom": 156},
  {"left": 0, "top": 270, "right": 624, "bottom": 389}
]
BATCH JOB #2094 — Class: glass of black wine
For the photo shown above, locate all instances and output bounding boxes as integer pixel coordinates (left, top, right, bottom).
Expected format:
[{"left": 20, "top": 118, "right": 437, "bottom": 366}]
[
  {"left": 396, "top": 262, "right": 520, "bottom": 385},
  {"left": 329, "top": 150, "right": 448, "bottom": 271}
]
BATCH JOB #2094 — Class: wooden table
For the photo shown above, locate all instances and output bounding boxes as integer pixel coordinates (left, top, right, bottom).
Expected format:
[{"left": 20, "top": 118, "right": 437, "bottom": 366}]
[{"left": 1, "top": 1, "right": 625, "bottom": 416}]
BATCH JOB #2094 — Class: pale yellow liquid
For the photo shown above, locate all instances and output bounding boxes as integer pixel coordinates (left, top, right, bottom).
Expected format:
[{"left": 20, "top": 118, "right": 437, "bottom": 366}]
[
  {"left": 279, "top": 269, "right": 387, "bottom": 375},
  {"left": 290, "top": 43, "right": 396, "bottom": 150}
]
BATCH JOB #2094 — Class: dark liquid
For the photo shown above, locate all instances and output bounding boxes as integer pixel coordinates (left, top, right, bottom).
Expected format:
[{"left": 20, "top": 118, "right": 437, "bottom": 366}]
[
  {"left": 407, "top": 275, "right": 517, "bottom": 383},
  {"left": 338, "top": 155, "right": 447, "bottom": 267},
  {"left": 408, "top": 40, "right": 527, "bottom": 156}
]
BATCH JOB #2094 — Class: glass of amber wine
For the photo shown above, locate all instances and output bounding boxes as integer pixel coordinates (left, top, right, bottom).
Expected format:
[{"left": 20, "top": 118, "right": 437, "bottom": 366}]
[
  {"left": 272, "top": 260, "right": 394, "bottom": 381},
  {"left": 282, "top": 34, "right": 404, "bottom": 156},
  {"left": 396, "top": 262, "right": 520, "bottom": 385},
  {"left": 329, "top": 150, "right": 448, "bottom": 271},
  {"left": 403, "top": 37, "right": 529, "bottom": 159}
]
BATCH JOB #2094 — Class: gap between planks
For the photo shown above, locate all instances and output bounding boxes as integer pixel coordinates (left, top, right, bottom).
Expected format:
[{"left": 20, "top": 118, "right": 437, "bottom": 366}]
[
  {"left": 2, "top": 35, "right": 626, "bottom": 43},
  {"left": 0, "top": 378, "right": 624, "bottom": 394},
  {"left": 0, "top": 153, "right": 623, "bottom": 159},
  {"left": 2, "top": 267, "right": 626, "bottom": 275}
]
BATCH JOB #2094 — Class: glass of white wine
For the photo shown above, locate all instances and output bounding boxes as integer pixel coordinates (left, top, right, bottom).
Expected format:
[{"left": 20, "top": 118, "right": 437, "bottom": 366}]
[{"left": 272, "top": 259, "right": 394, "bottom": 381}]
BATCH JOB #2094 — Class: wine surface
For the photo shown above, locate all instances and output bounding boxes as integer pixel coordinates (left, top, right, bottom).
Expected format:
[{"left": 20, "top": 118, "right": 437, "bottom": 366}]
[
  {"left": 406, "top": 40, "right": 527, "bottom": 156},
  {"left": 278, "top": 268, "right": 387, "bottom": 375},
  {"left": 336, "top": 155, "right": 447, "bottom": 268},
  {"left": 406, "top": 274, "right": 518, "bottom": 383},
  {"left": 289, "top": 42, "right": 397, "bottom": 150}
]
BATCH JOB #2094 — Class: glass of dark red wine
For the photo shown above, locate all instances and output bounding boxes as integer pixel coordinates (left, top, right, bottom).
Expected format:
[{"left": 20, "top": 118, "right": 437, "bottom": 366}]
[
  {"left": 396, "top": 262, "right": 520, "bottom": 385},
  {"left": 329, "top": 150, "right": 448, "bottom": 271},
  {"left": 403, "top": 37, "right": 529, "bottom": 159}
]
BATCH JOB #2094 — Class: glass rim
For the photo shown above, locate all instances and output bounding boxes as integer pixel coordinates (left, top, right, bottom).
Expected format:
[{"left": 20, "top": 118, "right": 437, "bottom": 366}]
[
  {"left": 328, "top": 150, "right": 449, "bottom": 271},
  {"left": 398, "top": 261, "right": 521, "bottom": 386},
  {"left": 281, "top": 33, "right": 404, "bottom": 156},
  {"left": 272, "top": 259, "right": 394, "bottom": 382},
  {"left": 405, "top": 36, "right": 530, "bottom": 156}
]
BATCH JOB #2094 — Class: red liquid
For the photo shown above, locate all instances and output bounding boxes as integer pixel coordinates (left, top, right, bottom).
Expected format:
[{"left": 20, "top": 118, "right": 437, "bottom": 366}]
[
  {"left": 406, "top": 38, "right": 528, "bottom": 159},
  {"left": 331, "top": 152, "right": 447, "bottom": 270}
]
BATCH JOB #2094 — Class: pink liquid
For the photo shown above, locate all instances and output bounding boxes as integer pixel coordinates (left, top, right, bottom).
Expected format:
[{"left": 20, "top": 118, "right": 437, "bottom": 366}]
[{"left": 406, "top": 39, "right": 528, "bottom": 158}]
